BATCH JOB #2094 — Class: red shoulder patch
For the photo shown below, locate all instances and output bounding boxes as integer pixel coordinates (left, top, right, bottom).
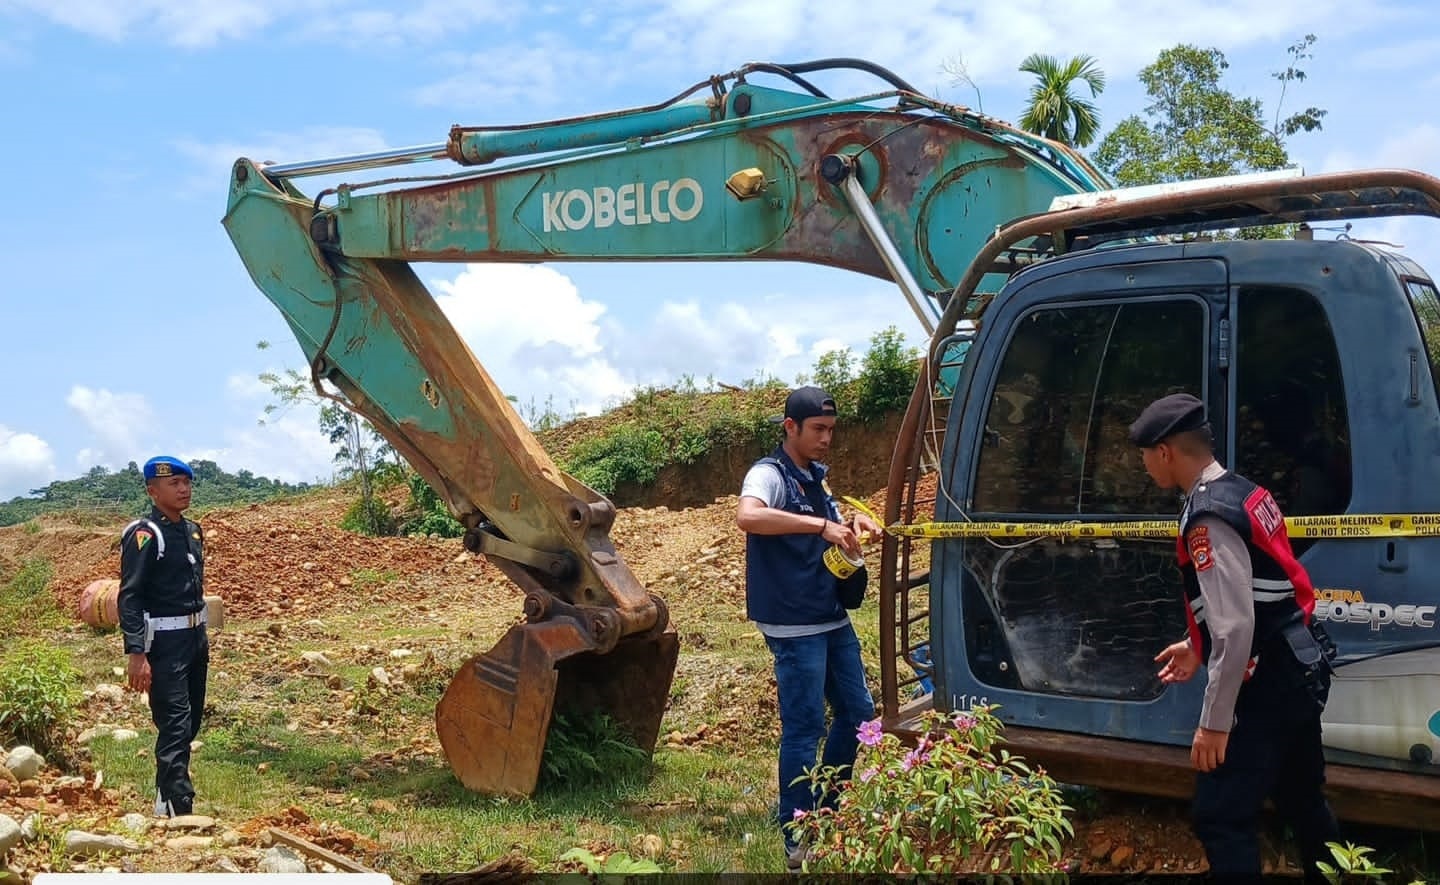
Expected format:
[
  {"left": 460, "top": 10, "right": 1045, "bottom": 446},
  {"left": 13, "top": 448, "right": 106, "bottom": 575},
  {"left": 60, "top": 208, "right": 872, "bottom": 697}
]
[{"left": 1187, "top": 526, "right": 1214, "bottom": 572}]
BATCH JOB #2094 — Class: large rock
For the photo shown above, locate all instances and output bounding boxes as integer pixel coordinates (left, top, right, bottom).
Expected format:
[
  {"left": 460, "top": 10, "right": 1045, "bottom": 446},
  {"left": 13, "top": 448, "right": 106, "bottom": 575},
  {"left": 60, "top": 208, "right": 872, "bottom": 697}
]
[
  {"left": 91, "top": 683, "right": 125, "bottom": 703},
  {"left": 77, "top": 725, "right": 115, "bottom": 746},
  {"left": 4, "top": 747, "right": 43, "bottom": 781},
  {"left": 0, "top": 815, "right": 20, "bottom": 856},
  {"left": 118, "top": 813, "right": 151, "bottom": 835},
  {"left": 257, "top": 845, "right": 307, "bottom": 874},
  {"left": 109, "top": 729, "right": 140, "bottom": 743},
  {"left": 63, "top": 831, "right": 144, "bottom": 856},
  {"left": 164, "top": 815, "right": 215, "bottom": 831}
]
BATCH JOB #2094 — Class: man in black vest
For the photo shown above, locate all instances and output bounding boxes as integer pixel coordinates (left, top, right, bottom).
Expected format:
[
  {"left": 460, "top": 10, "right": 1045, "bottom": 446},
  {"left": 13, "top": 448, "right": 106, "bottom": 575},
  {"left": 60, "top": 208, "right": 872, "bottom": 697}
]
[
  {"left": 737, "top": 386, "right": 881, "bottom": 871},
  {"left": 1130, "top": 393, "right": 1340, "bottom": 882},
  {"left": 119, "top": 455, "right": 210, "bottom": 818}
]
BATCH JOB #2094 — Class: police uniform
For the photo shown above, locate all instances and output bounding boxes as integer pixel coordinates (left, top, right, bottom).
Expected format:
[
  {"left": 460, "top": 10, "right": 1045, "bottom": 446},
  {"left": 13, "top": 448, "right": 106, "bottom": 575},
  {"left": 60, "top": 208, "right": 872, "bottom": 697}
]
[
  {"left": 118, "top": 456, "right": 208, "bottom": 818},
  {"left": 1131, "top": 395, "right": 1340, "bottom": 882}
]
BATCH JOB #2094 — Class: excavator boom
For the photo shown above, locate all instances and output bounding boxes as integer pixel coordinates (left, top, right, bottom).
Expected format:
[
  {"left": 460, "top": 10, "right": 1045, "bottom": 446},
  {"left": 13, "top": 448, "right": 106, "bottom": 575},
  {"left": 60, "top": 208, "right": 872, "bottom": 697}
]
[{"left": 222, "top": 60, "right": 1107, "bottom": 795}]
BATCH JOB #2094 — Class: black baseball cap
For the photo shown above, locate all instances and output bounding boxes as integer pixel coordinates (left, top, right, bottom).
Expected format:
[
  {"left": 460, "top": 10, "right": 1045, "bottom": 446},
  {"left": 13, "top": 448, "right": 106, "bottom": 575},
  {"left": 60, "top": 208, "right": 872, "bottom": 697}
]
[
  {"left": 771, "top": 386, "right": 838, "bottom": 424},
  {"left": 1128, "top": 393, "right": 1208, "bottom": 447}
]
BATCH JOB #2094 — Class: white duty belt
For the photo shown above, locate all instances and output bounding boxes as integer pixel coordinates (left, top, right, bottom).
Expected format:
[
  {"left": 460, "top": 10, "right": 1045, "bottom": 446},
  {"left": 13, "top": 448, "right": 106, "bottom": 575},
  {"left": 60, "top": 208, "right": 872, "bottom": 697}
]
[{"left": 147, "top": 610, "right": 206, "bottom": 631}]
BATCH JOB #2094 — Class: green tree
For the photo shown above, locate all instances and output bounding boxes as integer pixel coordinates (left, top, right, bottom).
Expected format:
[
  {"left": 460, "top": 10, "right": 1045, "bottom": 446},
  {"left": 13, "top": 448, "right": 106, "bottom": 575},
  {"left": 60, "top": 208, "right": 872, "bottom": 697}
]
[
  {"left": 1093, "top": 37, "right": 1325, "bottom": 187},
  {"left": 257, "top": 341, "right": 396, "bottom": 535},
  {"left": 1017, "top": 53, "right": 1107, "bottom": 148}
]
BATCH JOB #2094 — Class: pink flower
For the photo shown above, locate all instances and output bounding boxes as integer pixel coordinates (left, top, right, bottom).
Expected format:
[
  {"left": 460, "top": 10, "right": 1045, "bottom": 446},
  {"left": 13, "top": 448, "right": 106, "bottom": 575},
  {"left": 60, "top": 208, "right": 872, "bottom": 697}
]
[
  {"left": 953, "top": 712, "right": 977, "bottom": 731},
  {"left": 792, "top": 809, "right": 808, "bottom": 821},
  {"left": 857, "top": 718, "right": 884, "bottom": 747},
  {"left": 902, "top": 747, "right": 931, "bottom": 770},
  {"left": 859, "top": 766, "right": 879, "bottom": 782}
]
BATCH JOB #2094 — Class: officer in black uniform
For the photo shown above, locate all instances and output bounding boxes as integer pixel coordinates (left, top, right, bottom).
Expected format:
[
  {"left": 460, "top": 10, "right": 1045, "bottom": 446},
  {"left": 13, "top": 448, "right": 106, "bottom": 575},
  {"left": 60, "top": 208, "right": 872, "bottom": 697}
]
[
  {"left": 1130, "top": 394, "right": 1341, "bottom": 883},
  {"left": 118, "top": 455, "right": 209, "bottom": 818}
]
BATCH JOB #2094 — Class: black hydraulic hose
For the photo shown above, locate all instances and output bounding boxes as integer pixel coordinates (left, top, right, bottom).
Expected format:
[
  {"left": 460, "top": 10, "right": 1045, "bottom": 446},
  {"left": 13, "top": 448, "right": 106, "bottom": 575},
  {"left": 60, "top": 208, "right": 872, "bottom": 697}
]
[
  {"left": 734, "top": 62, "right": 830, "bottom": 98},
  {"left": 767, "top": 58, "right": 921, "bottom": 95}
]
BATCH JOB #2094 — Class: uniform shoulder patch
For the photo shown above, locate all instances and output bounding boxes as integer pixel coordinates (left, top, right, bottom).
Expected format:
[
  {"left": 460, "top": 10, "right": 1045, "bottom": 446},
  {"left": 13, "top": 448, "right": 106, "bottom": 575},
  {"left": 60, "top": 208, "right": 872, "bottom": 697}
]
[
  {"left": 134, "top": 529, "right": 153, "bottom": 551},
  {"left": 1187, "top": 525, "right": 1213, "bottom": 572}
]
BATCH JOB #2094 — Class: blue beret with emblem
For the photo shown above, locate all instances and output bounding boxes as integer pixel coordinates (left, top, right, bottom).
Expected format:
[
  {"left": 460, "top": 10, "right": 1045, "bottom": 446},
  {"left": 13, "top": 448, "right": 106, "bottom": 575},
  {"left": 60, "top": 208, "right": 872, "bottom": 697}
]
[{"left": 143, "top": 456, "right": 193, "bottom": 480}]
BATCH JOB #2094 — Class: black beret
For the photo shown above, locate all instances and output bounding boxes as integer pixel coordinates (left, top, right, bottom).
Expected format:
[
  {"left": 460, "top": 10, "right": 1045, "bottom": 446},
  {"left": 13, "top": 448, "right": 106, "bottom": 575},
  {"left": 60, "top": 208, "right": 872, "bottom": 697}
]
[{"left": 1128, "top": 393, "right": 1208, "bottom": 447}]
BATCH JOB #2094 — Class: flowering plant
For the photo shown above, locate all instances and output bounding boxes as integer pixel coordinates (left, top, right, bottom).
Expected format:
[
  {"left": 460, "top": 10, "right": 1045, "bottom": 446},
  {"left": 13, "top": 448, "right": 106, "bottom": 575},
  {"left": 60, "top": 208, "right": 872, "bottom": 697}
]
[{"left": 786, "top": 705, "right": 1074, "bottom": 874}]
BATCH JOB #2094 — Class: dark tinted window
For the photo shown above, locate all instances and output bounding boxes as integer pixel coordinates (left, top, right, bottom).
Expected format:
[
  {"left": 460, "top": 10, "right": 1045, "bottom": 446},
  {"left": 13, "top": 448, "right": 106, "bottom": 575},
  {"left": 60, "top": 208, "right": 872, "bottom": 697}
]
[
  {"left": 973, "top": 299, "right": 1206, "bottom": 514},
  {"left": 1406, "top": 279, "right": 1440, "bottom": 406},
  {"left": 1234, "top": 287, "right": 1351, "bottom": 518}
]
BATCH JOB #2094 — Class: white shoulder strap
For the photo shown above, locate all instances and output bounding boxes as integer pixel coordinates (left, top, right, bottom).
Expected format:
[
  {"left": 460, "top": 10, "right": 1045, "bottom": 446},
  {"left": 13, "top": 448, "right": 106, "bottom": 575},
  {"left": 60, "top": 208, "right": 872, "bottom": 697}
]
[{"left": 122, "top": 519, "right": 166, "bottom": 559}]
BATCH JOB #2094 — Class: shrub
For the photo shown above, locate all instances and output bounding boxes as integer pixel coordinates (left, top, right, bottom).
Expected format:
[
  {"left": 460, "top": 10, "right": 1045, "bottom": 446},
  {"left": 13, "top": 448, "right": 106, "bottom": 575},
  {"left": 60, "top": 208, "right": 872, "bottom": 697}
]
[
  {"left": 538, "top": 713, "right": 648, "bottom": 791},
  {"left": 400, "top": 473, "right": 463, "bottom": 538},
  {"left": 0, "top": 640, "right": 81, "bottom": 755},
  {"left": 567, "top": 425, "right": 667, "bottom": 497},
  {"left": 787, "top": 705, "right": 1073, "bottom": 874},
  {"left": 340, "top": 495, "right": 397, "bottom": 536}
]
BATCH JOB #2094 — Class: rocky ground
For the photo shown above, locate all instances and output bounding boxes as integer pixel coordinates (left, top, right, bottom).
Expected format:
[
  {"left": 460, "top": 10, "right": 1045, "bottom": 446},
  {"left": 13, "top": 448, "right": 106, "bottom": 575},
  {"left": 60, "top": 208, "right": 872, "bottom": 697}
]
[{"left": 0, "top": 481, "right": 1373, "bottom": 879}]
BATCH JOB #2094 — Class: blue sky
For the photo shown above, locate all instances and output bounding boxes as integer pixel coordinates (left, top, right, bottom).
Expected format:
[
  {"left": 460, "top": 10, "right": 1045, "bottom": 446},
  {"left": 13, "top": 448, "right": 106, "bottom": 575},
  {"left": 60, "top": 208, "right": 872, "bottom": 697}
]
[{"left": 2, "top": 0, "right": 1438, "bottom": 498}]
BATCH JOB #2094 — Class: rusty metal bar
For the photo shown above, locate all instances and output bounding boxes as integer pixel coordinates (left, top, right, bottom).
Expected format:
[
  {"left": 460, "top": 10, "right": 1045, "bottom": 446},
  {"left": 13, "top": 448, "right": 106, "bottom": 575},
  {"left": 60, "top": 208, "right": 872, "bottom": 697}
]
[
  {"left": 880, "top": 358, "right": 935, "bottom": 722},
  {"left": 933, "top": 168, "right": 1440, "bottom": 348}
]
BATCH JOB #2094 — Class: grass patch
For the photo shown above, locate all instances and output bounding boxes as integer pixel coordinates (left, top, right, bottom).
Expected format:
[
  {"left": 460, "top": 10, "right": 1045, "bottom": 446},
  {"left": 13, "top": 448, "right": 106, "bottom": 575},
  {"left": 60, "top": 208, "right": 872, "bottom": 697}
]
[{"left": 0, "top": 557, "right": 66, "bottom": 634}]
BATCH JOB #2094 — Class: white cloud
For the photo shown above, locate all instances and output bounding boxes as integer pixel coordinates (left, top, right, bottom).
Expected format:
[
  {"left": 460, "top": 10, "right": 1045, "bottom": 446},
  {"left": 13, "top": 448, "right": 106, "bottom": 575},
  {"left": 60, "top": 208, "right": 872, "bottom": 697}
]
[
  {"left": 0, "top": 0, "right": 316, "bottom": 47},
  {"left": 0, "top": 425, "right": 57, "bottom": 499},
  {"left": 413, "top": 38, "right": 614, "bottom": 110},
  {"left": 423, "top": 263, "right": 929, "bottom": 422},
  {"left": 188, "top": 406, "right": 339, "bottom": 486},
  {"left": 610, "top": 0, "right": 1381, "bottom": 94},
  {"left": 0, "top": 0, "right": 514, "bottom": 48},
  {"left": 298, "top": 0, "right": 509, "bottom": 45},
  {"left": 66, "top": 386, "right": 153, "bottom": 470},
  {"left": 172, "top": 126, "right": 394, "bottom": 195},
  {"left": 430, "top": 264, "right": 631, "bottom": 418}
]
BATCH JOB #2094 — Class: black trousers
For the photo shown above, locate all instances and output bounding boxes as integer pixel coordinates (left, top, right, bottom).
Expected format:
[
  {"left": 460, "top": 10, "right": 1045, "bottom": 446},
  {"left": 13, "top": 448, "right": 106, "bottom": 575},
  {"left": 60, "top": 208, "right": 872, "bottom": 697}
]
[
  {"left": 1191, "top": 651, "right": 1340, "bottom": 883},
  {"left": 147, "top": 625, "right": 209, "bottom": 810}
]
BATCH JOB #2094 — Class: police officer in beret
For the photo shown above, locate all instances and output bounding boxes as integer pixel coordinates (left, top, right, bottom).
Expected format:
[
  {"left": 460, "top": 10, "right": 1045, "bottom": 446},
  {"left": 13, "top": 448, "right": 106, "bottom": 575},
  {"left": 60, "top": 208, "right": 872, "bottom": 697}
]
[
  {"left": 1130, "top": 394, "right": 1340, "bottom": 882},
  {"left": 118, "top": 456, "right": 209, "bottom": 818}
]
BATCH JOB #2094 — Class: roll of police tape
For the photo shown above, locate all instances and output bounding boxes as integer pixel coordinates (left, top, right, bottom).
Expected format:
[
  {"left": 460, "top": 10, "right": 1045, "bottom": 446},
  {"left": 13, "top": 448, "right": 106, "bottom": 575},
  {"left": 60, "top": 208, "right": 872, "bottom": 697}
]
[{"left": 886, "top": 513, "right": 1440, "bottom": 540}]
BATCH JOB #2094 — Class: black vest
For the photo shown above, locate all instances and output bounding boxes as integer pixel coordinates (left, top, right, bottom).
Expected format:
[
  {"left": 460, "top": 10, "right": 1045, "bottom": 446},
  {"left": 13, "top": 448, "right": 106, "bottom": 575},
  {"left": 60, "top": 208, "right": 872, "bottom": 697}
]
[
  {"left": 744, "top": 447, "right": 845, "bottom": 625},
  {"left": 1177, "top": 471, "right": 1315, "bottom": 663}
]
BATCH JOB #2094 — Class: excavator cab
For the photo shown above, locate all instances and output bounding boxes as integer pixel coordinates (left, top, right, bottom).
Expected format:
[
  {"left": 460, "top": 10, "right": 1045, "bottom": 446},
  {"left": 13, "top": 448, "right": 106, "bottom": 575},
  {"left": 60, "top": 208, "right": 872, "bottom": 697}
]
[{"left": 879, "top": 169, "right": 1440, "bottom": 826}]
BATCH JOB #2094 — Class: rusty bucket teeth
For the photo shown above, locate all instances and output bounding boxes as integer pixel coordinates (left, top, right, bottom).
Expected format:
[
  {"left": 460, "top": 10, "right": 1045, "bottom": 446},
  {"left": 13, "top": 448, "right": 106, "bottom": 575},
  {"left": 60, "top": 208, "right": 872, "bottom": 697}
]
[{"left": 436, "top": 616, "right": 679, "bottom": 796}]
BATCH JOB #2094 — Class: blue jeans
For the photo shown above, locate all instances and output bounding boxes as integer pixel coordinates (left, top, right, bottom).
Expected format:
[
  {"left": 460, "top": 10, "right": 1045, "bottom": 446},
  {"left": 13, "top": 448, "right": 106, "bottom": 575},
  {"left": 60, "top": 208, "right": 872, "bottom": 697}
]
[{"left": 764, "top": 623, "right": 875, "bottom": 850}]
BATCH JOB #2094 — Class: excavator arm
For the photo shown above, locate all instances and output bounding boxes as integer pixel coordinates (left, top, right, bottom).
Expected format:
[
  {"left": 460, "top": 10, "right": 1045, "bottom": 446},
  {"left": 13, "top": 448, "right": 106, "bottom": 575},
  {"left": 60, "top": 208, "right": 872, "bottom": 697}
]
[{"left": 221, "top": 59, "right": 1107, "bottom": 796}]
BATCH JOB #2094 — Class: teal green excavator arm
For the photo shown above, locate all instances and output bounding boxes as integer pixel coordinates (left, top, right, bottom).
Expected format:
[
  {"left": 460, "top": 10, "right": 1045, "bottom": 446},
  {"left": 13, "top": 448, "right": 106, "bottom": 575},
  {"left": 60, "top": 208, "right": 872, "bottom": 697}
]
[{"left": 221, "top": 59, "right": 1107, "bottom": 797}]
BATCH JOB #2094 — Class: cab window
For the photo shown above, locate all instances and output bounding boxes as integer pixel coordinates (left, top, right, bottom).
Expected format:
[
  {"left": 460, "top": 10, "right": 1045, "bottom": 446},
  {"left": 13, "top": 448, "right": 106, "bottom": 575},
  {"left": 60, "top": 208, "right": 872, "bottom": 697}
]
[
  {"left": 1233, "top": 286, "right": 1352, "bottom": 518},
  {"left": 972, "top": 298, "right": 1206, "bottom": 515},
  {"left": 1405, "top": 278, "right": 1440, "bottom": 406}
]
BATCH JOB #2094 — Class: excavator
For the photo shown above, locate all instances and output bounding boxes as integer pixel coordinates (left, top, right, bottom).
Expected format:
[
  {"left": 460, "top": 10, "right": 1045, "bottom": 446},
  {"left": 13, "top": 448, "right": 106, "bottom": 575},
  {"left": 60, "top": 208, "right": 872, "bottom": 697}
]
[{"left": 222, "top": 59, "right": 1440, "bottom": 828}]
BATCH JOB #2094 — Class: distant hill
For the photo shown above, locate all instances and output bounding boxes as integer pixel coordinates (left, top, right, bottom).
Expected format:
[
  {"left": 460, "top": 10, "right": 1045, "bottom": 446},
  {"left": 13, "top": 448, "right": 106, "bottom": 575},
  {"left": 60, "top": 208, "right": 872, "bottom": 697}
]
[{"left": 0, "top": 460, "right": 312, "bottom": 526}]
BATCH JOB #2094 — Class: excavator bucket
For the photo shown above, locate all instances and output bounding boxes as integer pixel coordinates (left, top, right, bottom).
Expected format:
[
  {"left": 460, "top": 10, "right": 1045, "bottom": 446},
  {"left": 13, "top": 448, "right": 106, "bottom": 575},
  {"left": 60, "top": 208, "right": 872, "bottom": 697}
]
[{"left": 437, "top": 615, "right": 679, "bottom": 795}]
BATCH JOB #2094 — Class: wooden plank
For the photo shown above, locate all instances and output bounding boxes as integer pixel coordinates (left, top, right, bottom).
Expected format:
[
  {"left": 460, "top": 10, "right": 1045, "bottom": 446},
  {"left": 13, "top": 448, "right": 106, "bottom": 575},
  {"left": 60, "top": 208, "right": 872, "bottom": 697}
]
[
  {"left": 268, "top": 827, "right": 377, "bottom": 875},
  {"left": 889, "top": 717, "right": 1440, "bottom": 831}
]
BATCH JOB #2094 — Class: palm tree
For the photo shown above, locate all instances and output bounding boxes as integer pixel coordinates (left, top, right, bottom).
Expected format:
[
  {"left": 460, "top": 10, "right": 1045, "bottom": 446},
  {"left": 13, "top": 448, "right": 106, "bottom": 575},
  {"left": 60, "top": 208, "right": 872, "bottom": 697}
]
[{"left": 1018, "top": 53, "right": 1107, "bottom": 148}]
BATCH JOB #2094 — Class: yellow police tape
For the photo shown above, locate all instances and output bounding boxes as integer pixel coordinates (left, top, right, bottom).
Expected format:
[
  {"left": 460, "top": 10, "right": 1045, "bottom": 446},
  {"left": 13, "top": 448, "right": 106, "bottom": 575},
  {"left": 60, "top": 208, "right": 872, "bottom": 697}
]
[{"left": 882, "top": 514, "right": 1440, "bottom": 540}]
